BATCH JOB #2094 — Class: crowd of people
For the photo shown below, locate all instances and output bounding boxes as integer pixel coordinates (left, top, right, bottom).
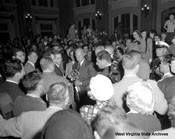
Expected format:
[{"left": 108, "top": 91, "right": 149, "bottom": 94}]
[{"left": 1, "top": 14, "right": 175, "bottom": 139}]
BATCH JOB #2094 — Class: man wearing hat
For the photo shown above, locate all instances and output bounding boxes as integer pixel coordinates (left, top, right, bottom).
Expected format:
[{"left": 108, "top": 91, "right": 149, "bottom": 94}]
[{"left": 150, "top": 41, "right": 170, "bottom": 81}]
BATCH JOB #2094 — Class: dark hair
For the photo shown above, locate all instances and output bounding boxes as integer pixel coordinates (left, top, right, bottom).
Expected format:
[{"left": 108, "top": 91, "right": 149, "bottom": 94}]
[
  {"left": 169, "top": 13, "right": 174, "bottom": 17},
  {"left": 22, "top": 71, "right": 42, "bottom": 91},
  {"left": 150, "top": 30, "right": 157, "bottom": 35},
  {"left": 52, "top": 49, "right": 62, "bottom": 56},
  {"left": 2, "top": 59, "right": 23, "bottom": 78},
  {"left": 117, "top": 47, "right": 124, "bottom": 55},
  {"left": 133, "top": 30, "right": 141, "bottom": 37},
  {"left": 154, "top": 34, "right": 161, "bottom": 39},
  {"left": 12, "top": 48, "right": 24, "bottom": 57},
  {"left": 96, "top": 50, "right": 111, "bottom": 62}
]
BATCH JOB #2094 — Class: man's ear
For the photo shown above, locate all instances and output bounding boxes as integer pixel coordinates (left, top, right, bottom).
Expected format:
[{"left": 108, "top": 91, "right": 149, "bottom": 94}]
[
  {"left": 12, "top": 56, "right": 16, "bottom": 59},
  {"left": 135, "top": 64, "right": 140, "bottom": 73},
  {"left": 94, "top": 131, "right": 101, "bottom": 139},
  {"left": 14, "top": 72, "right": 21, "bottom": 79},
  {"left": 50, "top": 54, "right": 54, "bottom": 60}
]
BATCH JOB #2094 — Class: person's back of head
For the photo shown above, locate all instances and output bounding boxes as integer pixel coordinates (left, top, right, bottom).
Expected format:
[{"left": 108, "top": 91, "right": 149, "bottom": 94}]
[
  {"left": 92, "top": 105, "right": 127, "bottom": 137},
  {"left": 42, "top": 109, "right": 94, "bottom": 139},
  {"left": 96, "top": 50, "right": 111, "bottom": 63},
  {"left": 47, "top": 82, "right": 69, "bottom": 108},
  {"left": 2, "top": 59, "right": 24, "bottom": 81},
  {"left": 105, "top": 45, "right": 114, "bottom": 56},
  {"left": 40, "top": 56, "right": 54, "bottom": 72},
  {"left": 95, "top": 45, "right": 105, "bottom": 56},
  {"left": 22, "top": 71, "right": 43, "bottom": 96},
  {"left": 43, "top": 48, "right": 54, "bottom": 58},
  {"left": 122, "top": 50, "right": 141, "bottom": 72},
  {"left": 126, "top": 81, "right": 154, "bottom": 115}
]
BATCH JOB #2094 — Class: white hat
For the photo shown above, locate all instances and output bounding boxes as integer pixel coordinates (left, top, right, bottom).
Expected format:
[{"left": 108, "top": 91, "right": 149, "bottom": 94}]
[
  {"left": 156, "top": 41, "right": 169, "bottom": 48},
  {"left": 89, "top": 74, "right": 114, "bottom": 101}
]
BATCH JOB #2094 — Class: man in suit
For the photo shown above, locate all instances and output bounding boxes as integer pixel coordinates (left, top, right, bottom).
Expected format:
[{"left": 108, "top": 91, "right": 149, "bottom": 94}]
[
  {"left": 24, "top": 51, "right": 38, "bottom": 74},
  {"left": 0, "top": 59, "right": 25, "bottom": 101},
  {"left": 0, "top": 82, "right": 70, "bottom": 139},
  {"left": 96, "top": 50, "right": 120, "bottom": 83},
  {"left": 109, "top": 50, "right": 168, "bottom": 115},
  {"left": 40, "top": 56, "right": 74, "bottom": 107},
  {"left": 52, "top": 50, "right": 64, "bottom": 76},
  {"left": 13, "top": 71, "right": 47, "bottom": 116},
  {"left": 12, "top": 48, "right": 25, "bottom": 64},
  {"left": 74, "top": 48, "right": 96, "bottom": 107}
]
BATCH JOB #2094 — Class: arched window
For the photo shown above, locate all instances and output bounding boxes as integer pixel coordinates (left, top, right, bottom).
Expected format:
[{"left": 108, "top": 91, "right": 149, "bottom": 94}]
[
  {"left": 121, "top": 14, "right": 130, "bottom": 35},
  {"left": 133, "top": 14, "right": 138, "bottom": 31},
  {"left": 114, "top": 13, "right": 138, "bottom": 35}
]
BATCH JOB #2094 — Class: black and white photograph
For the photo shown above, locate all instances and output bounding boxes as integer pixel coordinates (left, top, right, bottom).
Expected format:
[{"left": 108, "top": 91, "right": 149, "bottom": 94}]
[{"left": 0, "top": 0, "right": 175, "bottom": 139}]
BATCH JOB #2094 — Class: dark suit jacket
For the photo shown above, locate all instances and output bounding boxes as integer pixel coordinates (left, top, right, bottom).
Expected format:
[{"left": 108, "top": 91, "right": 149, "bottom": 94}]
[
  {"left": 24, "top": 61, "right": 35, "bottom": 74},
  {"left": 0, "top": 77, "right": 4, "bottom": 85},
  {"left": 127, "top": 113, "right": 161, "bottom": 133},
  {"left": 0, "top": 81, "right": 24, "bottom": 101},
  {"left": 158, "top": 76, "right": 175, "bottom": 103},
  {"left": 54, "top": 65, "right": 64, "bottom": 77},
  {"left": 13, "top": 95, "right": 47, "bottom": 116},
  {"left": 42, "top": 72, "right": 74, "bottom": 106},
  {"left": 75, "top": 60, "right": 96, "bottom": 93},
  {"left": 150, "top": 58, "right": 162, "bottom": 81}
]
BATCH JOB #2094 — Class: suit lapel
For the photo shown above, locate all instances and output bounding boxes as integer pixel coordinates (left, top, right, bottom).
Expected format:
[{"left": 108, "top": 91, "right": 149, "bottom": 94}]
[
  {"left": 55, "top": 65, "right": 63, "bottom": 76},
  {"left": 79, "top": 60, "right": 86, "bottom": 72}
]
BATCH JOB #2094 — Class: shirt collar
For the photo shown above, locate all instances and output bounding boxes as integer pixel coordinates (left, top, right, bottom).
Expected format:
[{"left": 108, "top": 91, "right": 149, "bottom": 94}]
[
  {"left": 55, "top": 64, "right": 59, "bottom": 68},
  {"left": 123, "top": 74, "right": 137, "bottom": 78},
  {"left": 105, "top": 63, "right": 111, "bottom": 68},
  {"left": 6, "top": 79, "right": 18, "bottom": 84},
  {"left": 26, "top": 93, "right": 40, "bottom": 98},
  {"left": 28, "top": 61, "right": 35, "bottom": 67},
  {"left": 80, "top": 59, "right": 85, "bottom": 66},
  {"left": 163, "top": 72, "right": 173, "bottom": 77},
  {"left": 48, "top": 106, "right": 63, "bottom": 110}
]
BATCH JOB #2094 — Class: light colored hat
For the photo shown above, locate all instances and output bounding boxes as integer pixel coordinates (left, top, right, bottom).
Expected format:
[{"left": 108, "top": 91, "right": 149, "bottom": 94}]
[
  {"left": 126, "top": 81, "right": 154, "bottom": 115},
  {"left": 89, "top": 74, "right": 114, "bottom": 101},
  {"left": 156, "top": 41, "right": 170, "bottom": 48}
]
